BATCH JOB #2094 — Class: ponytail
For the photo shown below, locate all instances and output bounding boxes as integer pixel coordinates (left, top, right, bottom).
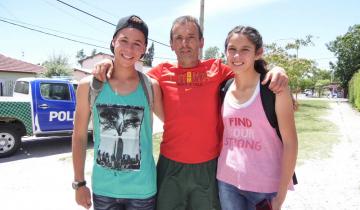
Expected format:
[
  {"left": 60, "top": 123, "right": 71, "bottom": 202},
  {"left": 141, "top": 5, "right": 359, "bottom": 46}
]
[{"left": 254, "top": 59, "right": 268, "bottom": 75}]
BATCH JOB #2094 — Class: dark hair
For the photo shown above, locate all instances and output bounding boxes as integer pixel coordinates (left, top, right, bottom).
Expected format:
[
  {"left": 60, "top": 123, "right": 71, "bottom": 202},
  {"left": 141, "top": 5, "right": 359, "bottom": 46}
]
[
  {"left": 224, "top": 26, "right": 267, "bottom": 74},
  {"left": 170, "top": 15, "right": 203, "bottom": 41},
  {"left": 111, "top": 15, "right": 148, "bottom": 54}
]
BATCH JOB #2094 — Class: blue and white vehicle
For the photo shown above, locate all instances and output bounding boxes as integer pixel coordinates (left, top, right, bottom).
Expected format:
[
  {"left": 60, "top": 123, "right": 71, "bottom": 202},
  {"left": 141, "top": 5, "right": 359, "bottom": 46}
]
[{"left": 0, "top": 77, "right": 82, "bottom": 157}]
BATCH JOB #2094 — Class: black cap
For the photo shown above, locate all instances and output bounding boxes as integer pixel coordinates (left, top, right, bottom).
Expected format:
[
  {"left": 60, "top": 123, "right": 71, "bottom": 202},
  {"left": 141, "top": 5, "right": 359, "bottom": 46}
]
[{"left": 110, "top": 15, "right": 149, "bottom": 54}]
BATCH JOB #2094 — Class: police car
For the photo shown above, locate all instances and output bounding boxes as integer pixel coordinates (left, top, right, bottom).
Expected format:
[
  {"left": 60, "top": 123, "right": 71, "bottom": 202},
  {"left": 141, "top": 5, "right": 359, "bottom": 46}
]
[{"left": 0, "top": 77, "right": 81, "bottom": 157}]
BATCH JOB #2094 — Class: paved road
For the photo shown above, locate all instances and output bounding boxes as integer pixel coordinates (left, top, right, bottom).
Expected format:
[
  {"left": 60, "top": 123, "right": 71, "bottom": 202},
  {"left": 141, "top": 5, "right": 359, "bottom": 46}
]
[
  {"left": 0, "top": 136, "right": 89, "bottom": 210},
  {"left": 0, "top": 115, "right": 163, "bottom": 210}
]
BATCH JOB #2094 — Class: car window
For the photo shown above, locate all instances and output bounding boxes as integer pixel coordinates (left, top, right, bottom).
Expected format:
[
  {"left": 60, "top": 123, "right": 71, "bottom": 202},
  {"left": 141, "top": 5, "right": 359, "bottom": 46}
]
[
  {"left": 14, "top": 81, "right": 29, "bottom": 94},
  {"left": 40, "top": 83, "right": 71, "bottom": 101},
  {"left": 72, "top": 83, "right": 78, "bottom": 93}
]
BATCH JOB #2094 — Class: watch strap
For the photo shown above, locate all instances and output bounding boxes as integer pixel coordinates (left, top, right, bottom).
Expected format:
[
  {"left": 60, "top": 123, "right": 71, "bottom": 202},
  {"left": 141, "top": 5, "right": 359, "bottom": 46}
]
[{"left": 72, "top": 180, "right": 86, "bottom": 190}]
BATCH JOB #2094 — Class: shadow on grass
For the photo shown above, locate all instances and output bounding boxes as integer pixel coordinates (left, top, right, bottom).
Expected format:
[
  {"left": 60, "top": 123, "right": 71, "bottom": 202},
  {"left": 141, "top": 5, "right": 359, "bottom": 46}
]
[{"left": 299, "top": 102, "right": 328, "bottom": 110}]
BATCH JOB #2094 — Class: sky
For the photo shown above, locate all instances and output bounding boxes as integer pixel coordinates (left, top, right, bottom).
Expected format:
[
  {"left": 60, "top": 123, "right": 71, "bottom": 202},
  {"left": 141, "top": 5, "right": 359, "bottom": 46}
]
[{"left": 0, "top": 0, "right": 359, "bottom": 70}]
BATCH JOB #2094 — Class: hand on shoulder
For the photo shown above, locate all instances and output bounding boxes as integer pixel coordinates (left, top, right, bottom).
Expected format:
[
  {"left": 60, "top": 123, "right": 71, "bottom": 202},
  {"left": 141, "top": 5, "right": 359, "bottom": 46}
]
[
  {"left": 92, "top": 59, "right": 114, "bottom": 82},
  {"left": 262, "top": 66, "right": 289, "bottom": 93}
]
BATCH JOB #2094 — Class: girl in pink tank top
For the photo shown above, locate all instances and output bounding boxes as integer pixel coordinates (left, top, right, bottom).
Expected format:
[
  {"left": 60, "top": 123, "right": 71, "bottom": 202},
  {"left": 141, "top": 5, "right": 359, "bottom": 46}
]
[{"left": 216, "top": 26, "right": 298, "bottom": 210}]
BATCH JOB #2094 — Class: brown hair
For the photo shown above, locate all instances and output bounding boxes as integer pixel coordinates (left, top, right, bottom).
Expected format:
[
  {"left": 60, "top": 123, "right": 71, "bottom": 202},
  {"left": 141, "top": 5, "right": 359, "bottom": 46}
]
[{"left": 170, "top": 15, "right": 203, "bottom": 41}]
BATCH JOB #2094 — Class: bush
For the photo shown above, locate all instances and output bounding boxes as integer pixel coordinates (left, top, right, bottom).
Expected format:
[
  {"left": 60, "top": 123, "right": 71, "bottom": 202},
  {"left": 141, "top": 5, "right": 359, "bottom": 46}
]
[{"left": 349, "top": 70, "right": 360, "bottom": 110}]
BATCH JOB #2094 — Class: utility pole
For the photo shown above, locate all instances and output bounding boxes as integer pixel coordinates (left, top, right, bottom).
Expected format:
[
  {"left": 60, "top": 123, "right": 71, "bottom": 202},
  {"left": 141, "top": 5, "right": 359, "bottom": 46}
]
[{"left": 199, "top": 0, "right": 204, "bottom": 59}]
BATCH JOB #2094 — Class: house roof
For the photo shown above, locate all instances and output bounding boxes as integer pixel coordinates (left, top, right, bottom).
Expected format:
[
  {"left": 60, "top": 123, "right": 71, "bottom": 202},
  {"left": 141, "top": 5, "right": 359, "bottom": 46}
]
[
  {"left": 78, "top": 52, "right": 114, "bottom": 65},
  {"left": 73, "top": 67, "right": 92, "bottom": 74},
  {"left": 0, "top": 53, "right": 45, "bottom": 73}
]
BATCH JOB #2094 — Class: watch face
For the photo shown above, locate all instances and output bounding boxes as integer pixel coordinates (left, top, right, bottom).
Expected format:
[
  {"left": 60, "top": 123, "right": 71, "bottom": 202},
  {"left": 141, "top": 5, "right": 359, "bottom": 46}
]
[
  {"left": 72, "top": 181, "right": 86, "bottom": 190},
  {"left": 72, "top": 182, "right": 78, "bottom": 190}
]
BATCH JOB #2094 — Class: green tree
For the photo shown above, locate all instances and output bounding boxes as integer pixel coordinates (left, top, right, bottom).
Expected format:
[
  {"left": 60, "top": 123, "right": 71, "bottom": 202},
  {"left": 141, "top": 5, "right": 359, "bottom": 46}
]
[
  {"left": 91, "top": 49, "right": 97, "bottom": 56},
  {"left": 315, "top": 79, "right": 331, "bottom": 97},
  {"left": 264, "top": 43, "right": 291, "bottom": 68},
  {"left": 220, "top": 52, "right": 226, "bottom": 64},
  {"left": 327, "top": 24, "right": 360, "bottom": 97},
  {"left": 42, "top": 54, "right": 72, "bottom": 77},
  {"left": 76, "top": 49, "right": 86, "bottom": 64},
  {"left": 285, "top": 35, "right": 314, "bottom": 58},
  {"left": 267, "top": 35, "right": 315, "bottom": 96},
  {"left": 204, "top": 46, "right": 221, "bottom": 60},
  {"left": 264, "top": 42, "right": 316, "bottom": 98},
  {"left": 299, "top": 78, "right": 314, "bottom": 91},
  {"left": 348, "top": 72, "right": 360, "bottom": 109},
  {"left": 287, "top": 58, "right": 315, "bottom": 97},
  {"left": 143, "top": 42, "right": 154, "bottom": 67},
  {"left": 303, "top": 68, "right": 331, "bottom": 91}
]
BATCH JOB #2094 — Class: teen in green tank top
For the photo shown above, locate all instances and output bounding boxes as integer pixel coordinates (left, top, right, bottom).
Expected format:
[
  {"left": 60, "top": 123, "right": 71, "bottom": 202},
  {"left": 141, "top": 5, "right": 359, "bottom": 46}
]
[{"left": 72, "top": 15, "right": 163, "bottom": 210}]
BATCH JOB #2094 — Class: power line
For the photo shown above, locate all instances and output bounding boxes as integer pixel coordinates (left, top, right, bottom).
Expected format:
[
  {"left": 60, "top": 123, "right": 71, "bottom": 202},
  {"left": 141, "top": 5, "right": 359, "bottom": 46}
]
[
  {"left": 0, "top": 16, "right": 107, "bottom": 44},
  {"left": 42, "top": 0, "right": 104, "bottom": 34},
  {"left": 56, "top": 0, "right": 114, "bottom": 26},
  {"left": 74, "top": 0, "right": 118, "bottom": 19},
  {"left": 1, "top": 17, "right": 176, "bottom": 60},
  {"left": 0, "top": 18, "right": 109, "bottom": 50},
  {"left": 55, "top": 0, "right": 170, "bottom": 48}
]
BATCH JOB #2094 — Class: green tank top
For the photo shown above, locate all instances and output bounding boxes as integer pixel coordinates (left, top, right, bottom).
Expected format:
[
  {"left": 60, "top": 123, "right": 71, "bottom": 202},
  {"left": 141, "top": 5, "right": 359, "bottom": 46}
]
[{"left": 91, "top": 81, "right": 156, "bottom": 199}]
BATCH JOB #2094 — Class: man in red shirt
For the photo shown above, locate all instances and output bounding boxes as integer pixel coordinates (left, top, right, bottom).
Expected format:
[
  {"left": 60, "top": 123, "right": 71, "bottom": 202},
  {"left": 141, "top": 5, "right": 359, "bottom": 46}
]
[{"left": 93, "top": 15, "right": 288, "bottom": 210}]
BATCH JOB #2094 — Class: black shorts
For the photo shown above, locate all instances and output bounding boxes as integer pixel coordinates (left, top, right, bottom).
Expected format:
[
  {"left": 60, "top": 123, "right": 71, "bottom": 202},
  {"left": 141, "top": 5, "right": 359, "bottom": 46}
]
[{"left": 93, "top": 193, "right": 156, "bottom": 210}]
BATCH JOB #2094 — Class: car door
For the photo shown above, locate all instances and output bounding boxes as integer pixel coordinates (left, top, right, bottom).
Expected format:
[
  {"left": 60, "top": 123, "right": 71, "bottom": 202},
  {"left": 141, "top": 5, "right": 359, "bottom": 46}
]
[{"left": 34, "top": 81, "right": 76, "bottom": 132}]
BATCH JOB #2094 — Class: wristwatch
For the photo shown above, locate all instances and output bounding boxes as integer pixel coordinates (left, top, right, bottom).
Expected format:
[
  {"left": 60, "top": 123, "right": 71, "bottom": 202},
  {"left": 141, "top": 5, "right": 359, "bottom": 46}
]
[{"left": 72, "top": 180, "right": 86, "bottom": 190}]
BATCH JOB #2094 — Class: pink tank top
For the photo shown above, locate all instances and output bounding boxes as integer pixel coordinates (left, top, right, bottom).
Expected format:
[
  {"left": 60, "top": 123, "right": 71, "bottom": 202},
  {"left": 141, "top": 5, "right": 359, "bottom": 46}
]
[{"left": 217, "top": 81, "right": 292, "bottom": 193}]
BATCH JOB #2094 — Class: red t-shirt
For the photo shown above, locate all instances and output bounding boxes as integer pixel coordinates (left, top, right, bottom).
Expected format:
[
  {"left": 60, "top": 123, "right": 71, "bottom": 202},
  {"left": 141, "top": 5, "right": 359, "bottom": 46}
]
[{"left": 147, "top": 59, "right": 233, "bottom": 163}]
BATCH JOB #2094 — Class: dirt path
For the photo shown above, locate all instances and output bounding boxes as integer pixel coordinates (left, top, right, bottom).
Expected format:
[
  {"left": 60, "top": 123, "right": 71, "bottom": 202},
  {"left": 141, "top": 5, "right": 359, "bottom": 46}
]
[{"left": 283, "top": 100, "right": 360, "bottom": 210}]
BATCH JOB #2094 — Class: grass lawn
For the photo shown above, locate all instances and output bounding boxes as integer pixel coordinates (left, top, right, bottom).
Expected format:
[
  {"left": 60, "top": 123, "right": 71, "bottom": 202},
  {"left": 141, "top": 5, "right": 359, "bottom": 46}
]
[
  {"left": 152, "top": 100, "right": 341, "bottom": 165},
  {"left": 295, "top": 100, "right": 340, "bottom": 164},
  {"left": 152, "top": 132, "right": 162, "bottom": 162}
]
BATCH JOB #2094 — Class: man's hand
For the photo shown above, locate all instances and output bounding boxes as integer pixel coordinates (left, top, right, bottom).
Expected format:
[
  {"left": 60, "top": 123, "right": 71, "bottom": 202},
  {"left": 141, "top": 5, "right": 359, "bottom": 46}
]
[
  {"left": 75, "top": 186, "right": 92, "bottom": 209},
  {"left": 261, "top": 66, "right": 289, "bottom": 93},
  {"left": 92, "top": 59, "right": 114, "bottom": 82}
]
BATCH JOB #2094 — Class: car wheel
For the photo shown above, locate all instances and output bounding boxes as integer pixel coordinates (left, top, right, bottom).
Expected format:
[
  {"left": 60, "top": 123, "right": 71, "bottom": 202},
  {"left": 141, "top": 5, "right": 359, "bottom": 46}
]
[{"left": 0, "top": 127, "right": 21, "bottom": 158}]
